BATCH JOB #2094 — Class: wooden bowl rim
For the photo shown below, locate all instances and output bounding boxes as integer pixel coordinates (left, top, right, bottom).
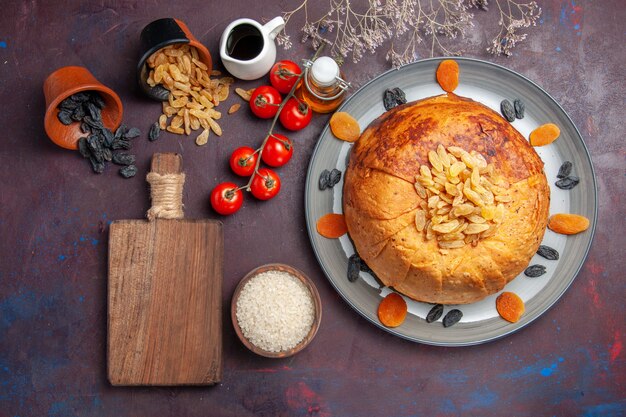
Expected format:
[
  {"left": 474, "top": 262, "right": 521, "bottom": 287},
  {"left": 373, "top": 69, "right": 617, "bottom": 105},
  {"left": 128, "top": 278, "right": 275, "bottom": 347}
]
[{"left": 231, "top": 263, "right": 322, "bottom": 358}]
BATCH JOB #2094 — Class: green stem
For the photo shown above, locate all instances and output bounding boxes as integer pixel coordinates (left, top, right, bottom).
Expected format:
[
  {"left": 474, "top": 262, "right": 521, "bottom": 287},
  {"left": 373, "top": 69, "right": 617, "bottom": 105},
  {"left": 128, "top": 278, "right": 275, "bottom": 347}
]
[{"left": 238, "top": 44, "right": 326, "bottom": 192}]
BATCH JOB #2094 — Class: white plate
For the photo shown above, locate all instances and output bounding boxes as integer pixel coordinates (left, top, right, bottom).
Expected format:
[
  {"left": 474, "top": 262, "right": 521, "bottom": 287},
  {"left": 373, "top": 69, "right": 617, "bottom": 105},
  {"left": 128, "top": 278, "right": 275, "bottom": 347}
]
[{"left": 304, "top": 57, "right": 597, "bottom": 346}]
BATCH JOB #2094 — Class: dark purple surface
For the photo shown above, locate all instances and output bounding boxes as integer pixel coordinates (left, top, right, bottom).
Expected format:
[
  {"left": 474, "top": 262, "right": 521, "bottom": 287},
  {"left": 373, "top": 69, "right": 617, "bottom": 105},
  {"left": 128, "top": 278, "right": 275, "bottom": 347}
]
[{"left": 1, "top": 1, "right": 624, "bottom": 416}]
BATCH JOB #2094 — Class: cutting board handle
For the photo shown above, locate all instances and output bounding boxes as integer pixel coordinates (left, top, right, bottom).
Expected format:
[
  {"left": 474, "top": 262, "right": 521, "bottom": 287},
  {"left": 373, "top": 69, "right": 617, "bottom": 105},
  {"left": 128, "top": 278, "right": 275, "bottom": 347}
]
[{"left": 146, "top": 153, "right": 185, "bottom": 221}]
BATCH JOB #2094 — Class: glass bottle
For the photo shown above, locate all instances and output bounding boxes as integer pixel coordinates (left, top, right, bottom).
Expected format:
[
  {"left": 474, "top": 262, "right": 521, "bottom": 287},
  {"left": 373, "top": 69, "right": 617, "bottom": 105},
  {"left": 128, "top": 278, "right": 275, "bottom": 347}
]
[{"left": 296, "top": 56, "right": 350, "bottom": 114}]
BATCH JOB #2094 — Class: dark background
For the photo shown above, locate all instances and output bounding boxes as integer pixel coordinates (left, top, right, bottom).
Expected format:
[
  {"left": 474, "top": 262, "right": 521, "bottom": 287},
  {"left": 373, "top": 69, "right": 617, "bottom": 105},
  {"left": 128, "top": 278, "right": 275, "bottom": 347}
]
[{"left": 1, "top": 1, "right": 624, "bottom": 416}]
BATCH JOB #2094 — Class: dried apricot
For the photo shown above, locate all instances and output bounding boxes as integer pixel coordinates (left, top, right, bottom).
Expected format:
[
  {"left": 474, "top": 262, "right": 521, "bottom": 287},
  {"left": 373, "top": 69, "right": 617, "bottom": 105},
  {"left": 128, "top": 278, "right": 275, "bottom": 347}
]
[
  {"left": 548, "top": 213, "right": 590, "bottom": 235},
  {"left": 378, "top": 293, "right": 408, "bottom": 328},
  {"left": 529, "top": 123, "right": 560, "bottom": 146},
  {"left": 436, "top": 60, "right": 459, "bottom": 93},
  {"left": 316, "top": 213, "right": 348, "bottom": 238},
  {"left": 496, "top": 292, "right": 525, "bottom": 323},
  {"left": 330, "top": 112, "right": 361, "bottom": 142}
]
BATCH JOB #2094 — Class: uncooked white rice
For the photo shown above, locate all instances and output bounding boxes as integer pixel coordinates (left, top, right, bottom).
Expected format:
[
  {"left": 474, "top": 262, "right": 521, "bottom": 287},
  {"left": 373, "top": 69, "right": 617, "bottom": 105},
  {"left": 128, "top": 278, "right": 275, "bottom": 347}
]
[{"left": 236, "top": 270, "right": 315, "bottom": 353}]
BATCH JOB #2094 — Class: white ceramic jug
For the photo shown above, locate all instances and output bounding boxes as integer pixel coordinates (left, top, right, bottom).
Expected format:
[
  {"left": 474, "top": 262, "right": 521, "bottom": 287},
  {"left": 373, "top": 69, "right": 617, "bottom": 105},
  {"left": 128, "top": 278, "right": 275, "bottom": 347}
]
[{"left": 219, "top": 17, "right": 285, "bottom": 81}]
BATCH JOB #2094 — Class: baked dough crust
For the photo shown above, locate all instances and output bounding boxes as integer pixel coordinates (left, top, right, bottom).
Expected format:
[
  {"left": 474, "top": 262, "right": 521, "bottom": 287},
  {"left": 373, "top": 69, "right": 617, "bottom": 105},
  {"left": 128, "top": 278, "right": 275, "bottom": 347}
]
[{"left": 343, "top": 94, "right": 550, "bottom": 304}]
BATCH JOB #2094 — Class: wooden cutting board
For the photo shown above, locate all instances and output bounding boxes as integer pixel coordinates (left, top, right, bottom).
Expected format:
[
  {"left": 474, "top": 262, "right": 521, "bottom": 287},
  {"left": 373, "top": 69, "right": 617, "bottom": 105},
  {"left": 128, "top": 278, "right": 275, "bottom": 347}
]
[{"left": 108, "top": 153, "right": 223, "bottom": 386}]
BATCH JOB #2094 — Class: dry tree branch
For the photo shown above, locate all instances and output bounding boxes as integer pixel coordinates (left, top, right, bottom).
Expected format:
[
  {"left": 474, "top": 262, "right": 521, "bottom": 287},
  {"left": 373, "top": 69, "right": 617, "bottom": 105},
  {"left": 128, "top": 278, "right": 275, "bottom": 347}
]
[
  {"left": 278, "top": 0, "right": 541, "bottom": 67},
  {"left": 485, "top": 0, "right": 541, "bottom": 56}
]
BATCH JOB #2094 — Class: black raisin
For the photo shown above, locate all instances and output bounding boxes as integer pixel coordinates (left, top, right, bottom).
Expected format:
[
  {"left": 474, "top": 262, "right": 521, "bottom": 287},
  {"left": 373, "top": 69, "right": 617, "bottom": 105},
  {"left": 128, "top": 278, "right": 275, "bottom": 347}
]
[
  {"left": 524, "top": 264, "right": 546, "bottom": 278},
  {"left": 100, "top": 128, "right": 115, "bottom": 148},
  {"left": 329, "top": 169, "right": 342, "bottom": 187},
  {"left": 537, "top": 245, "right": 559, "bottom": 261},
  {"left": 72, "top": 105, "right": 86, "bottom": 121},
  {"left": 111, "top": 138, "right": 131, "bottom": 150},
  {"left": 80, "top": 122, "right": 91, "bottom": 134},
  {"left": 115, "top": 124, "right": 128, "bottom": 140},
  {"left": 125, "top": 127, "right": 141, "bottom": 139},
  {"left": 57, "top": 110, "right": 73, "bottom": 125},
  {"left": 83, "top": 115, "right": 102, "bottom": 129},
  {"left": 87, "top": 135, "right": 104, "bottom": 162},
  {"left": 557, "top": 161, "right": 573, "bottom": 179},
  {"left": 102, "top": 148, "right": 112, "bottom": 162},
  {"left": 150, "top": 85, "right": 171, "bottom": 101},
  {"left": 89, "top": 156, "right": 105, "bottom": 174},
  {"left": 383, "top": 87, "right": 407, "bottom": 111},
  {"left": 555, "top": 176, "right": 579, "bottom": 190},
  {"left": 119, "top": 165, "right": 138, "bottom": 178},
  {"left": 500, "top": 99, "right": 516, "bottom": 122},
  {"left": 72, "top": 92, "right": 90, "bottom": 102},
  {"left": 61, "top": 91, "right": 136, "bottom": 178},
  {"left": 77, "top": 137, "right": 91, "bottom": 158},
  {"left": 426, "top": 304, "right": 444, "bottom": 323},
  {"left": 443, "top": 309, "right": 463, "bottom": 327},
  {"left": 112, "top": 153, "right": 136, "bottom": 166},
  {"left": 59, "top": 97, "right": 79, "bottom": 111},
  {"left": 87, "top": 102, "right": 101, "bottom": 122},
  {"left": 96, "top": 131, "right": 108, "bottom": 147},
  {"left": 347, "top": 254, "right": 361, "bottom": 282},
  {"left": 319, "top": 169, "right": 331, "bottom": 190},
  {"left": 513, "top": 99, "right": 525, "bottom": 119},
  {"left": 148, "top": 122, "right": 161, "bottom": 141},
  {"left": 358, "top": 259, "right": 373, "bottom": 274},
  {"left": 90, "top": 92, "right": 106, "bottom": 109},
  {"left": 392, "top": 88, "right": 407, "bottom": 103},
  {"left": 383, "top": 90, "right": 396, "bottom": 111}
]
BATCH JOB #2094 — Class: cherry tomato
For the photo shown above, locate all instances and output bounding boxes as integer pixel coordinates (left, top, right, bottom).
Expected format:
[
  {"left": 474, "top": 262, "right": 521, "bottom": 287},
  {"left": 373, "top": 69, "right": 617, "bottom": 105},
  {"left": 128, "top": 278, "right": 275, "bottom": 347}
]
[
  {"left": 279, "top": 98, "right": 312, "bottom": 131},
  {"left": 229, "top": 146, "right": 258, "bottom": 177},
  {"left": 269, "top": 60, "right": 302, "bottom": 94},
  {"left": 262, "top": 134, "right": 293, "bottom": 167},
  {"left": 210, "top": 182, "right": 243, "bottom": 215},
  {"left": 249, "top": 85, "right": 282, "bottom": 119},
  {"left": 250, "top": 168, "right": 281, "bottom": 200}
]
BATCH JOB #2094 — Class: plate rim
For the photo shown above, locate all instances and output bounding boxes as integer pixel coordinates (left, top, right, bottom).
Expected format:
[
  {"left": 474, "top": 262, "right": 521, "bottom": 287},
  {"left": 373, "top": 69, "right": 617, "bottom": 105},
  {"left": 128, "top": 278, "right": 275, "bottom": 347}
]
[{"left": 304, "top": 56, "right": 598, "bottom": 346}]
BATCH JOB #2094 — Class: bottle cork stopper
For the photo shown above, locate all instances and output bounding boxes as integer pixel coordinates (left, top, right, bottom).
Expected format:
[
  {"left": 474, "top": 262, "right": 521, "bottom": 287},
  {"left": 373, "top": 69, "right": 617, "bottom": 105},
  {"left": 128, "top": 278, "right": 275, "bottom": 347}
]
[{"left": 311, "top": 57, "right": 340, "bottom": 87}]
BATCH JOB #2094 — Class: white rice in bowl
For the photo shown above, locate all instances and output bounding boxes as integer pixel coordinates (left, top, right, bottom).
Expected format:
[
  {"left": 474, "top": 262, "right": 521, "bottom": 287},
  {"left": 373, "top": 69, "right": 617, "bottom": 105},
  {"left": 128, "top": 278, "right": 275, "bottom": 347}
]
[{"left": 236, "top": 270, "right": 315, "bottom": 353}]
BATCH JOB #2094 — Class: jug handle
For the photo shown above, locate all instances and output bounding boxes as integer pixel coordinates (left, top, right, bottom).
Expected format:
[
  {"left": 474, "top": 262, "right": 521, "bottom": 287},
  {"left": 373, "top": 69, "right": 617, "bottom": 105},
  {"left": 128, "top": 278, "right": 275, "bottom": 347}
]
[{"left": 262, "top": 16, "right": 285, "bottom": 40}]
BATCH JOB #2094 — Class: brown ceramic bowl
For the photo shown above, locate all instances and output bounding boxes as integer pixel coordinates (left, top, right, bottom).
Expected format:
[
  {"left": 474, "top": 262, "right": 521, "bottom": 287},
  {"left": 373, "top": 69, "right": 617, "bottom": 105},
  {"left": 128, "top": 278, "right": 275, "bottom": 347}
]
[
  {"left": 231, "top": 263, "right": 322, "bottom": 358},
  {"left": 43, "top": 66, "right": 123, "bottom": 150},
  {"left": 137, "top": 18, "right": 212, "bottom": 100}
]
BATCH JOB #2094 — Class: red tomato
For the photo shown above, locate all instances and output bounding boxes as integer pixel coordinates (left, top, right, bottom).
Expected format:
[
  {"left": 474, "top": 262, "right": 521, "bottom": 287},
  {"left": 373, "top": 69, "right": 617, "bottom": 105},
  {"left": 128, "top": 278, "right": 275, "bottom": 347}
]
[
  {"left": 262, "top": 134, "right": 293, "bottom": 167},
  {"left": 250, "top": 168, "right": 281, "bottom": 200},
  {"left": 269, "top": 60, "right": 302, "bottom": 94},
  {"left": 249, "top": 85, "right": 282, "bottom": 119},
  {"left": 210, "top": 182, "right": 243, "bottom": 215},
  {"left": 229, "top": 146, "right": 258, "bottom": 177},
  {"left": 279, "top": 98, "right": 312, "bottom": 131}
]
